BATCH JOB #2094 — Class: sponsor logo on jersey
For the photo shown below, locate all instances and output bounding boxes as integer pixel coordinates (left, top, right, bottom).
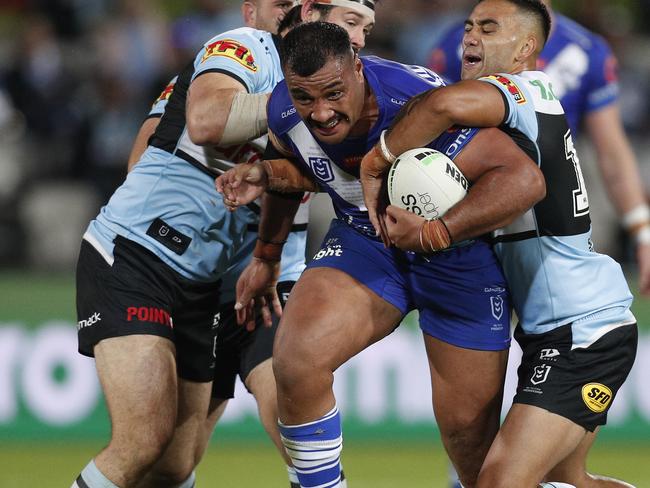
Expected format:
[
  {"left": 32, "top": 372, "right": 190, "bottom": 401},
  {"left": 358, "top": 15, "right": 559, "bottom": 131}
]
[
  {"left": 78, "top": 312, "right": 101, "bottom": 330},
  {"left": 490, "top": 295, "right": 504, "bottom": 321},
  {"left": 309, "top": 157, "right": 335, "bottom": 182},
  {"left": 444, "top": 127, "right": 474, "bottom": 158},
  {"left": 530, "top": 364, "right": 551, "bottom": 385},
  {"left": 540, "top": 348, "right": 560, "bottom": 360},
  {"left": 282, "top": 107, "right": 296, "bottom": 118},
  {"left": 126, "top": 306, "right": 173, "bottom": 327},
  {"left": 153, "top": 81, "right": 175, "bottom": 107},
  {"left": 582, "top": 383, "right": 612, "bottom": 413},
  {"left": 484, "top": 75, "right": 527, "bottom": 104},
  {"left": 313, "top": 244, "right": 343, "bottom": 260},
  {"left": 201, "top": 39, "right": 258, "bottom": 72}
]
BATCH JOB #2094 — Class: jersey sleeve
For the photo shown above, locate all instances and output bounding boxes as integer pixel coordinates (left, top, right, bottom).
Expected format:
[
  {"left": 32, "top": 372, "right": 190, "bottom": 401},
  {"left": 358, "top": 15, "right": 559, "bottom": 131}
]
[
  {"left": 426, "top": 23, "right": 464, "bottom": 84},
  {"left": 583, "top": 35, "right": 619, "bottom": 113},
  {"left": 478, "top": 73, "right": 532, "bottom": 128},
  {"left": 190, "top": 29, "right": 277, "bottom": 93},
  {"left": 147, "top": 76, "right": 178, "bottom": 118}
]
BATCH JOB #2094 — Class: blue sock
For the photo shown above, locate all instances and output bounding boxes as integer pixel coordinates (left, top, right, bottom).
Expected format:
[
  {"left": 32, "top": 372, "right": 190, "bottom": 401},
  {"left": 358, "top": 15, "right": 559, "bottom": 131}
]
[
  {"left": 280, "top": 406, "right": 343, "bottom": 488},
  {"left": 72, "top": 460, "right": 119, "bottom": 488}
]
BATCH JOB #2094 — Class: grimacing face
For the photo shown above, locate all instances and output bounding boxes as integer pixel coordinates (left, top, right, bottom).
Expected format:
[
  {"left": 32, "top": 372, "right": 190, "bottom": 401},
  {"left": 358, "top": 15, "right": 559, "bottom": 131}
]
[
  {"left": 461, "top": 0, "right": 526, "bottom": 80},
  {"left": 251, "top": 0, "right": 294, "bottom": 34},
  {"left": 286, "top": 54, "right": 366, "bottom": 145}
]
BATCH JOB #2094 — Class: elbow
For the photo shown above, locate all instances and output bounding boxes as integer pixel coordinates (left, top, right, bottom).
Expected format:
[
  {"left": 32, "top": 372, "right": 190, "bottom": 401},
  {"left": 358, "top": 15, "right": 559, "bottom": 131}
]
[{"left": 186, "top": 113, "right": 224, "bottom": 146}]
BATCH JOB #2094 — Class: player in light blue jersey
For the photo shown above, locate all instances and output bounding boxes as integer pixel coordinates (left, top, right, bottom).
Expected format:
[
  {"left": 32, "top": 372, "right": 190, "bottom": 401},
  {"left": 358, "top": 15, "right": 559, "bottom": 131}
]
[
  {"left": 72, "top": 2, "right": 379, "bottom": 488},
  {"left": 217, "top": 21, "right": 545, "bottom": 488},
  {"left": 362, "top": 1, "right": 638, "bottom": 487},
  {"left": 427, "top": 0, "right": 650, "bottom": 298}
]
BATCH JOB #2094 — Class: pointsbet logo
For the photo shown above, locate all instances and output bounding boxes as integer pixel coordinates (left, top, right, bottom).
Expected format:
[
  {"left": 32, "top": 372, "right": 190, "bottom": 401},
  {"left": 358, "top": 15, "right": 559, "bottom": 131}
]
[{"left": 582, "top": 383, "right": 613, "bottom": 413}]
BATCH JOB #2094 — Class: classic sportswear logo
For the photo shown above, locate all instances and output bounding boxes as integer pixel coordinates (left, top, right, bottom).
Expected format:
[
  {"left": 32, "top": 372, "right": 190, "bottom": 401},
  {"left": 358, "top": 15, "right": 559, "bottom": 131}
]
[
  {"left": 78, "top": 312, "right": 101, "bottom": 330},
  {"left": 582, "top": 383, "right": 612, "bottom": 413},
  {"left": 540, "top": 349, "right": 560, "bottom": 360}
]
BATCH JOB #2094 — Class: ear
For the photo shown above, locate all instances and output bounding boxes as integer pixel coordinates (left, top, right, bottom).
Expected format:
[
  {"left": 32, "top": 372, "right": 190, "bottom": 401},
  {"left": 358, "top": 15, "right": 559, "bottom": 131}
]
[
  {"left": 242, "top": 1, "right": 257, "bottom": 28},
  {"left": 354, "top": 54, "right": 363, "bottom": 82},
  {"left": 301, "top": 0, "right": 318, "bottom": 22},
  {"left": 517, "top": 35, "right": 538, "bottom": 62}
]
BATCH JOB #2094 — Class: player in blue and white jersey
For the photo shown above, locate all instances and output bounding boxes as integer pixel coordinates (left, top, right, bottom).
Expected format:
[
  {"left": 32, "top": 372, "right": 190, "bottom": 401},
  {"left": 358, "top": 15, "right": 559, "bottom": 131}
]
[
  {"left": 363, "top": 1, "right": 638, "bottom": 486},
  {"left": 217, "top": 21, "right": 545, "bottom": 488},
  {"left": 427, "top": 0, "right": 650, "bottom": 298}
]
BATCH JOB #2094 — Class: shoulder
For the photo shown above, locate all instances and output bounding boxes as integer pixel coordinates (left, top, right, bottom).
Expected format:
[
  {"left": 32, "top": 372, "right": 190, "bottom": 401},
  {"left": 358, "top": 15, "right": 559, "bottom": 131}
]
[
  {"left": 553, "top": 14, "right": 612, "bottom": 55},
  {"left": 197, "top": 27, "right": 278, "bottom": 71},
  {"left": 268, "top": 80, "right": 300, "bottom": 135},
  {"left": 363, "top": 56, "right": 445, "bottom": 93}
]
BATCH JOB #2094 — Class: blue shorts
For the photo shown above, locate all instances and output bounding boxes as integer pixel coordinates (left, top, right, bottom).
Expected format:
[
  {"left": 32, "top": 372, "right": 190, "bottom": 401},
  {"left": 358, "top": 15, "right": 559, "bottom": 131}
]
[{"left": 306, "top": 219, "right": 511, "bottom": 351}]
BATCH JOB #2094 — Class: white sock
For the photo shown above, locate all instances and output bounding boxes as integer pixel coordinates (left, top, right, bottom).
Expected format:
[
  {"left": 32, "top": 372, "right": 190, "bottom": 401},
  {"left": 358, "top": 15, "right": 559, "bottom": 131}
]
[
  {"left": 287, "top": 465, "right": 299, "bottom": 484},
  {"left": 72, "top": 460, "right": 119, "bottom": 488},
  {"left": 539, "top": 483, "right": 577, "bottom": 488},
  {"left": 177, "top": 470, "right": 196, "bottom": 488}
]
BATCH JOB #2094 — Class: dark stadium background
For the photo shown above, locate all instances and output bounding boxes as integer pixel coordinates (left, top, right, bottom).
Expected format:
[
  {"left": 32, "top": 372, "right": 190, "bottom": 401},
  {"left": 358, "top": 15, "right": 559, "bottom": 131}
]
[{"left": 1, "top": 1, "right": 649, "bottom": 486}]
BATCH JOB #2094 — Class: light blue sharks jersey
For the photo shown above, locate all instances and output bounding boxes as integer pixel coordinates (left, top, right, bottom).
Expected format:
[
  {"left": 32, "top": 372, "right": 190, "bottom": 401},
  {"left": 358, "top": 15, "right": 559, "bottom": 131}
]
[
  {"left": 481, "top": 71, "right": 634, "bottom": 345},
  {"left": 85, "top": 28, "right": 306, "bottom": 283}
]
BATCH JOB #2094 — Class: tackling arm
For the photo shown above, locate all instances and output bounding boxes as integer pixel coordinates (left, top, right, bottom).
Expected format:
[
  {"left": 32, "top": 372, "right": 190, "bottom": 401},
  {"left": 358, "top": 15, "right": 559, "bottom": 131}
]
[
  {"left": 186, "top": 72, "right": 269, "bottom": 146},
  {"left": 127, "top": 117, "right": 160, "bottom": 172}
]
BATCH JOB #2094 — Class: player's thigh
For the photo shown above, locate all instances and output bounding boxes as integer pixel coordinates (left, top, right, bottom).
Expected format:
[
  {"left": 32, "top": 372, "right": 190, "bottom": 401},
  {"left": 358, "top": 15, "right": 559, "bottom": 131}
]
[
  {"left": 424, "top": 333, "right": 508, "bottom": 421},
  {"left": 274, "top": 266, "right": 403, "bottom": 372},
  {"left": 478, "top": 403, "right": 587, "bottom": 487},
  {"left": 94, "top": 335, "right": 178, "bottom": 434},
  {"left": 152, "top": 378, "right": 214, "bottom": 473}
]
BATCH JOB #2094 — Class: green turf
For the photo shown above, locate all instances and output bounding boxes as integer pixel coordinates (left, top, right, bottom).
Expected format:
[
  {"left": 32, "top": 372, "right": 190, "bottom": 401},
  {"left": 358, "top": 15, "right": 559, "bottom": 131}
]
[{"left": 1, "top": 441, "right": 649, "bottom": 487}]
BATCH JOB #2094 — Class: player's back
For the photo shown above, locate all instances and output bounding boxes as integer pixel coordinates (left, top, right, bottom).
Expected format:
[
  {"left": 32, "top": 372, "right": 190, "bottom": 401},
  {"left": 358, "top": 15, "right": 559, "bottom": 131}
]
[{"left": 481, "top": 71, "right": 633, "bottom": 342}]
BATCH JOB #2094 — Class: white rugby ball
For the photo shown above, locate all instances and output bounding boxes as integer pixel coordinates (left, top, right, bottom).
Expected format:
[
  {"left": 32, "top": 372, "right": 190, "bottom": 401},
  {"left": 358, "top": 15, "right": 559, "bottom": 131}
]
[{"left": 387, "top": 148, "right": 468, "bottom": 220}]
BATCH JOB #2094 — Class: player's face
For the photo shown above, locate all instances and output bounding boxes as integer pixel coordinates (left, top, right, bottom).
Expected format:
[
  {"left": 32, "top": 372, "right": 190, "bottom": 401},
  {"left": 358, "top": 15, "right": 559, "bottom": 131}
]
[
  {"left": 286, "top": 55, "right": 365, "bottom": 144},
  {"left": 460, "top": 0, "right": 524, "bottom": 80},
  {"left": 250, "top": 0, "right": 294, "bottom": 34},
  {"left": 318, "top": 7, "right": 375, "bottom": 51}
]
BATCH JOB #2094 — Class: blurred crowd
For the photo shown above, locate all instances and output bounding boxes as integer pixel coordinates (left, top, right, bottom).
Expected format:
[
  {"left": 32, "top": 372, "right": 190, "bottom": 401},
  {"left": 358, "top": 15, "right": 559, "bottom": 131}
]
[{"left": 1, "top": 0, "right": 650, "bottom": 269}]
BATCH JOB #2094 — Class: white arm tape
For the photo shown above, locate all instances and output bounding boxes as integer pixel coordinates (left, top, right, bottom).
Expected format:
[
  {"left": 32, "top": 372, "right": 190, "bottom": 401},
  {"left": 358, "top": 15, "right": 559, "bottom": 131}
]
[
  {"left": 622, "top": 203, "right": 650, "bottom": 231},
  {"left": 219, "top": 92, "right": 269, "bottom": 146},
  {"left": 636, "top": 226, "right": 650, "bottom": 245}
]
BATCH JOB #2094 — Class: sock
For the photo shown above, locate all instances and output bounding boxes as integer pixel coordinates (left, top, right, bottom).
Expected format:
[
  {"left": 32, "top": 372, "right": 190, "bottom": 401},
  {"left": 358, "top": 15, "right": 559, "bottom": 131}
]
[
  {"left": 72, "top": 460, "right": 119, "bottom": 488},
  {"left": 178, "top": 470, "right": 196, "bottom": 488},
  {"left": 288, "top": 465, "right": 300, "bottom": 488},
  {"left": 539, "top": 483, "right": 576, "bottom": 488},
  {"left": 280, "top": 406, "right": 343, "bottom": 488}
]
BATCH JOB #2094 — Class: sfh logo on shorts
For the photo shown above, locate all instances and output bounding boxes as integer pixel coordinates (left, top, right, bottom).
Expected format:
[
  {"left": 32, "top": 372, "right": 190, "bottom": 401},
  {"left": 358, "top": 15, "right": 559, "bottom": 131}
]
[
  {"left": 530, "top": 364, "right": 551, "bottom": 385},
  {"left": 490, "top": 296, "right": 504, "bottom": 320},
  {"left": 309, "top": 157, "right": 335, "bottom": 183},
  {"left": 582, "top": 383, "right": 613, "bottom": 413}
]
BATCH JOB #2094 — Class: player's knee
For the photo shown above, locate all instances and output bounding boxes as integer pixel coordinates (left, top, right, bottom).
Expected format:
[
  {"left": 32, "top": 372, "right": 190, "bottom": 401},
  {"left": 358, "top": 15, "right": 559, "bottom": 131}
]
[
  {"left": 110, "top": 420, "right": 176, "bottom": 468},
  {"left": 476, "top": 461, "right": 539, "bottom": 488}
]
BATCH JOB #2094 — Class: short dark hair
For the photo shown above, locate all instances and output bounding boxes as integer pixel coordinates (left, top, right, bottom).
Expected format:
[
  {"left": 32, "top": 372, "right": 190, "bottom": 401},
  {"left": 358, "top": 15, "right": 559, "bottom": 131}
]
[
  {"left": 479, "top": 0, "right": 551, "bottom": 44},
  {"left": 278, "top": 4, "right": 303, "bottom": 34},
  {"left": 280, "top": 21, "right": 353, "bottom": 77}
]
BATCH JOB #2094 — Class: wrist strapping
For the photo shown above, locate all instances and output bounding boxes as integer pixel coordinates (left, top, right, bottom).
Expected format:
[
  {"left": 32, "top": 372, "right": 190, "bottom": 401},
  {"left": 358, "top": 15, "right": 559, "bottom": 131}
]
[
  {"left": 379, "top": 130, "right": 397, "bottom": 164},
  {"left": 418, "top": 218, "right": 452, "bottom": 253},
  {"left": 622, "top": 204, "right": 650, "bottom": 234},
  {"left": 253, "top": 238, "right": 284, "bottom": 262},
  {"left": 263, "top": 159, "right": 319, "bottom": 193}
]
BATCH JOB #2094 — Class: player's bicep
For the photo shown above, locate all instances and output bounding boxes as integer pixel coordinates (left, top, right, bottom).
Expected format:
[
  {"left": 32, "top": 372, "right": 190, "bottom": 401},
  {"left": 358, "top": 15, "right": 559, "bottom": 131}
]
[{"left": 440, "top": 80, "right": 507, "bottom": 127}]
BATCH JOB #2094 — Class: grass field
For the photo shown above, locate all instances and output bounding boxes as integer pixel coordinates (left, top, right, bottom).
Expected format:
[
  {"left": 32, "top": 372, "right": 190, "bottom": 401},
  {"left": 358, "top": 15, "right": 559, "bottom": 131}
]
[
  {"left": 2, "top": 440, "right": 650, "bottom": 487},
  {"left": 1, "top": 270, "right": 650, "bottom": 487}
]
